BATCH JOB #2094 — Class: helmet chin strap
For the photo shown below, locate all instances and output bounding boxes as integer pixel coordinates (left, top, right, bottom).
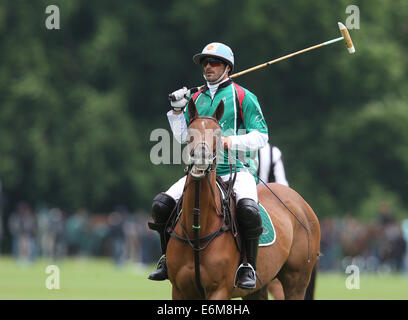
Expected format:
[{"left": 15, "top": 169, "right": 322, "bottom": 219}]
[{"left": 203, "top": 65, "right": 230, "bottom": 85}]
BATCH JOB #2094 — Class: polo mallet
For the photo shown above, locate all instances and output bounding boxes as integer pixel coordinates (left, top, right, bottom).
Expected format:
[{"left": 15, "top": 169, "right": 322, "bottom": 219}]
[
  {"left": 229, "top": 22, "right": 355, "bottom": 79},
  {"left": 169, "top": 22, "right": 355, "bottom": 101}
]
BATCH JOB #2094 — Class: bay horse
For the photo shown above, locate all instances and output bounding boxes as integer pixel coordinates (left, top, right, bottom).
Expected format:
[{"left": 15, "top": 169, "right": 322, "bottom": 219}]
[{"left": 166, "top": 98, "right": 321, "bottom": 300}]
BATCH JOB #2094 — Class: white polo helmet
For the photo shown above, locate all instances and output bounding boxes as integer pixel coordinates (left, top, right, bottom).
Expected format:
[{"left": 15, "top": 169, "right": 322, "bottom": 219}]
[{"left": 193, "top": 42, "right": 234, "bottom": 71}]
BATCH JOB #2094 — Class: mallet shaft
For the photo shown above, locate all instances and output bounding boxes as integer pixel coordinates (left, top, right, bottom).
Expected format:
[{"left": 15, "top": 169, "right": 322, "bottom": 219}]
[{"left": 231, "top": 37, "right": 344, "bottom": 79}]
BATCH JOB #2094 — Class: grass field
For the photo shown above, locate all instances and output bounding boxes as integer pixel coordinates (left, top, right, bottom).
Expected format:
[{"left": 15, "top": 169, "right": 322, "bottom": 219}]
[{"left": 0, "top": 256, "right": 407, "bottom": 300}]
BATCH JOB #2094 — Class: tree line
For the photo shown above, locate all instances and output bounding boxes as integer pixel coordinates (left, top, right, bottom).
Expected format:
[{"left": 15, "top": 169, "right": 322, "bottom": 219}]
[{"left": 0, "top": 0, "right": 407, "bottom": 221}]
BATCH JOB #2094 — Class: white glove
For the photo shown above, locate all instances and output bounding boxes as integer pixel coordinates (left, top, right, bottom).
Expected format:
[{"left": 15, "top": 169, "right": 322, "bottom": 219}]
[{"left": 169, "top": 87, "right": 190, "bottom": 111}]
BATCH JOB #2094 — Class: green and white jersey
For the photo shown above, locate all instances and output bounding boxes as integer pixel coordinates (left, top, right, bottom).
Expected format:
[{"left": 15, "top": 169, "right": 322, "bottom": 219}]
[{"left": 184, "top": 79, "right": 268, "bottom": 177}]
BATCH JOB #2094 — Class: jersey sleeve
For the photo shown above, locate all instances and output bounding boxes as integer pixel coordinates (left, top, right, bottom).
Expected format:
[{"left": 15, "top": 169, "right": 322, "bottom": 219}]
[{"left": 167, "top": 110, "right": 188, "bottom": 144}]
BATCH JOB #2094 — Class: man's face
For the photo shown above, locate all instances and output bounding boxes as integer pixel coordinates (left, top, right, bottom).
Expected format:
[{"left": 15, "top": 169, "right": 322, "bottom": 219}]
[{"left": 201, "top": 57, "right": 230, "bottom": 83}]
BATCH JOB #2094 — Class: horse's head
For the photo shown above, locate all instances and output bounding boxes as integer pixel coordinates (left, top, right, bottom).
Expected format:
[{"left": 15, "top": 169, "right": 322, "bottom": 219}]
[{"left": 186, "top": 98, "right": 224, "bottom": 180}]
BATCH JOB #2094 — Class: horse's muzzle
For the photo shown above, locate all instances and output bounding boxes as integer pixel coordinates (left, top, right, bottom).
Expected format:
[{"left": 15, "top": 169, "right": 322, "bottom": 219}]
[{"left": 189, "top": 143, "right": 216, "bottom": 180}]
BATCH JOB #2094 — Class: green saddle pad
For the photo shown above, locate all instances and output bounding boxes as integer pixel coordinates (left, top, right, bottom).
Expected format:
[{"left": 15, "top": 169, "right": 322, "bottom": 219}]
[{"left": 259, "top": 203, "right": 276, "bottom": 246}]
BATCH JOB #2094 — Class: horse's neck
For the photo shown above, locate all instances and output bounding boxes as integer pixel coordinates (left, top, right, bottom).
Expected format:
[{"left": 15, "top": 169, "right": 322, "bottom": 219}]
[{"left": 181, "top": 172, "right": 219, "bottom": 236}]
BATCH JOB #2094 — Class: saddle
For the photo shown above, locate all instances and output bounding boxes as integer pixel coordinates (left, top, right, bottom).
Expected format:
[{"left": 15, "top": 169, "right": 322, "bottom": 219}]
[{"left": 166, "top": 175, "right": 242, "bottom": 253}]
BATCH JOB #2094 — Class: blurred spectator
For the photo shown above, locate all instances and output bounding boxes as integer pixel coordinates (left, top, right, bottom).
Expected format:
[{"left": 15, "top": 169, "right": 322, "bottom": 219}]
[
  {"left": 375, "top": 222, "right": 406, "bottom": 271},
  {"left": 107, "top": 210, "right": 126, "bottom": 266},
  {"left": 5, "top": 198, "right": 404, "bottom": 274},
  {"left": 319, "top": 203, "right": 408, "bottom": 273},
  {"left": 373, "top": 202, "right": 406, "bottom": 271},
  {"left": 0, "top": 180, "right": 4, "bottom": 253},
  {"left": 339, "top": 215, "right": 372, "bottom": 258},
  {"left": 377, "top": 201, "right": 395, "bottom": 226},
  {"left": 106, "top": 208, "right": 161, "bottom": 267},
  {"left": 0, "top": 213, "right": 2, "bottom": 253},
  {"left": 38, "top": 207, "right": 66, "bottom": 261},
  {"left": 88, "top": 214, "right": 109, "bottom": 256},
  {"left": 65, "top": 209, "right": 89, "bottom": 256},
  {"left": 257, "top": 144, "right": 289, "bottom": 186},
  {"left": 124, "top": 213, "right": 139, "bottom": 264},
  {"left": 319, "top": 218, "right": 342, "bottom": 271},
  {"left": 136, "top": 213, "right": 161, "bottom": 265},
  {"left": 8, "top": 201, "right": 37, "bottom": 263},
  {"left": 402, "top": 219, "right": 408, "bottom": 273}
]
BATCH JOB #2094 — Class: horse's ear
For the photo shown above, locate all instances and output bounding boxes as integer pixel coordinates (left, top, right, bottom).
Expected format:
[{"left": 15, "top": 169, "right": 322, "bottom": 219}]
[
  {"left": 188, "top": 98, "right": 198, "bottom": 121},
  {"left": 212, "top": 100, "right": 224, "bottom": 122}
]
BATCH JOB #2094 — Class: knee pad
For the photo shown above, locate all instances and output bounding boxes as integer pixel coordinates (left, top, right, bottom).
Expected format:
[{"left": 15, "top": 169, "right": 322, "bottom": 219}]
[
  {"left": 152, "top": 193, "right": 176, "bottom": 224},
  {"left": 236, "top": 198, "right": 263, "bottom": 238}
]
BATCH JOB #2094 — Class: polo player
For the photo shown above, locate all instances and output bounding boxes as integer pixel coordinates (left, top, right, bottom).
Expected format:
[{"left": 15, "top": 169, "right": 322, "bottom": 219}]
[{"left": 148, "top": 42, "right": 268, "bottom": 290}]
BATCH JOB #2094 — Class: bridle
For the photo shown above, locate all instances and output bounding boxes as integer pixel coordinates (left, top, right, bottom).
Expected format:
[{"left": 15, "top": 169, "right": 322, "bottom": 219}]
[
  {"left": 177, "top": 116, "right": 228, "bottom": 240},
  {"left": 185, "top": 116, "right": 220, "bottom": 180},
  {"left": 169, "top": 115, "right": 234, "bottom": 299}
]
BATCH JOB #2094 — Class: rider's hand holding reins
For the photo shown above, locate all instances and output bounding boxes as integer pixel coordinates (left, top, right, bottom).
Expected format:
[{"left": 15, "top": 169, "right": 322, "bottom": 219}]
[
  {"left": 222, "top": 137, "right": 232, "bottom": 149},
  {"left": 169, "top": 87, "right": 190, "bottom": 113}
]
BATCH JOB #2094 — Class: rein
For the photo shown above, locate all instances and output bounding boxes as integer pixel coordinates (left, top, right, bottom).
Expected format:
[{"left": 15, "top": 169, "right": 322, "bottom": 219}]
[
  {"left": 168, "top": 173, "right": 230, "bottom": 251},
  {"left": 258, "top": 175, "right": 311, "bottom": 263},
  {"left": 170, "top": 170, "right": 230, "bottom": 300},
  {"left": 193, "top": 180, "right": 206, "bottom": 299},
  {"left": 233, "top": 155, "right": 312, "bottom": 263}
]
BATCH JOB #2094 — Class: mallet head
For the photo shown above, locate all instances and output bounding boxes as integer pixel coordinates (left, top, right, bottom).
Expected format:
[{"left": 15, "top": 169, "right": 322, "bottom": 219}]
[{"left": 338, "top": 22, "right": 355, "bottom": 54}]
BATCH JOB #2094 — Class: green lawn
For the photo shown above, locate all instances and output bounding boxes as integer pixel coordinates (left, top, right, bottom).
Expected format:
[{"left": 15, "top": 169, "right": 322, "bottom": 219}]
[
  {"left": 314, "top": 271, "right": 408, "bottom": 299},
  {"left": 0, "top": 256, "right": 407, "bottom": 299},
  {"left": 0, "top": 256, "right": 172, "bottom": 300}
]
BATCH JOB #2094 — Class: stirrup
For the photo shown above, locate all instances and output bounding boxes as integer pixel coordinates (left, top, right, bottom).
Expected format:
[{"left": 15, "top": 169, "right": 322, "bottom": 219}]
[
  {"left": 233, "top": 263, "right": 257, "bottom": 289},
  {"left": 148, "top": 255, "right": 168, "bottom": 281}
]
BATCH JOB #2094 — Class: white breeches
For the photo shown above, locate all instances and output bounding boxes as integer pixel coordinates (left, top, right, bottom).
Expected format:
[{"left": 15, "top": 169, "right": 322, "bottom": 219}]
[{"left": 165, "top": 170, "right": 258, "bottom": 203}]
